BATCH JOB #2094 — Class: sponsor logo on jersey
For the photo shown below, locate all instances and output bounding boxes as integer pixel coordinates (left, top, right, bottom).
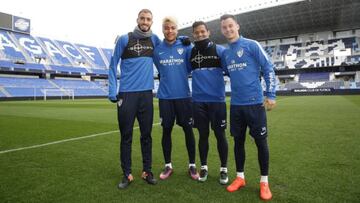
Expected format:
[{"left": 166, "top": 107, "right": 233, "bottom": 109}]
[
  {"left": 128, "top": 42, "right": 153, "bottom": 55},
  {"left": 191, "top": 53, "right": 219, "bottom": 66},
  {"left": 159, "top": 55, "right": 184, "bottom": 66},
  {"left": 227, "top": 60, "right": 247, "bottom": 71}
]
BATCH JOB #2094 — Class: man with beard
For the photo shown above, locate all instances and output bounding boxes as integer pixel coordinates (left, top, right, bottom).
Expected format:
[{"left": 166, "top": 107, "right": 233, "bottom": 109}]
[{"left": 108, "top": 9, "right": 161, "bottom": 189}]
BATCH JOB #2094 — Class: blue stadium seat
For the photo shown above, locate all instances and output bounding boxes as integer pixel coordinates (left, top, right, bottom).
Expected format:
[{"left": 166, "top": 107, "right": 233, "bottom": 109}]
[
  {"left": 50, "top": 65, "right": 88, "bottom": 74},
  {"left": 13, "top": 33, "right": 48, "bottom": 60},
  {"left": 37, "top": 37, "right": 73, "bottom": 66},
  {"left": 0, "top": 77, "right": 57, "bottom": 97},
  {"left": 0, "top": 30, "right": 27, "bottom": 61},
  {"left": 264, "top": 46, "right": 275, "bottom": 58},
  {"left": 55, "top": 40, "right": 90, "bottom": 65},
  {"left": 5, "top": 87, "right": 45, "bottom": 97},
  {"left": 0, "top": 77, "right": 107, "bottom": 97},
  {"left": 0, "top": 60, "right": 45, "bottom": 71},
  {"left": 75, "top": 44, "right": 106, "bottom": 68},
  {"left": 0, "top": 90, "right": 6, "bottom": 97},
  {"left": 91, "top": 68, "right": 108, "bottom": 75},
  {"left": 101, "top": 48, "right": 113, "bottom": 65},
  {"left": 299, "top": 72, "right": 329, "bottom": 82},
  {"left": 346, "top": 55, "right": 360, "bottom": 65}
]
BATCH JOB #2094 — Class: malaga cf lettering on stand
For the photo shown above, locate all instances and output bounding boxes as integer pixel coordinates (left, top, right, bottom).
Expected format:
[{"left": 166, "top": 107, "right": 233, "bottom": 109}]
[{"left": 293, "top": 88, "right": 333, "bottom": 93}]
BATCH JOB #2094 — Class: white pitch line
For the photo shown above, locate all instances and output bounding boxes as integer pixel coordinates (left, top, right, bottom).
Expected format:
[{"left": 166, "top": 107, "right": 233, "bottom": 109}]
[{"left": 0, "top": 122, "right": 161, "bottom": 155}]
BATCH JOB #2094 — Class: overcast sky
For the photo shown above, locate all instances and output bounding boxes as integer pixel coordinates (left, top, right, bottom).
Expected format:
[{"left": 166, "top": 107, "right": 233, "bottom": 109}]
[{"left": 1, "top": 0, "right": 299, "bottom": 48}]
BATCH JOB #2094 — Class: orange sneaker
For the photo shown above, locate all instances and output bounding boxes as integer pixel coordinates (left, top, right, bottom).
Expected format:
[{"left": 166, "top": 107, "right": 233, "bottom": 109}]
[
  {"left": 226, "top": 177, "right": 246, "bottom": 192},
  {"left": 260, "top": 182, "right": 272, "bottom": 200}
]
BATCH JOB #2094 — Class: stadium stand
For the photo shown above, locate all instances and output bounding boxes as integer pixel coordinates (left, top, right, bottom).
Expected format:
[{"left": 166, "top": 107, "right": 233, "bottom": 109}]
[
  {"left": 1, "top": 0, "right": 360, "bottom": 99},
  {"left": 0, "top": 77, "right": 55, "bottom": 97},
  {"left": 185, "top": 0, "right": 360, "bottom": 95},
  {"left": 261, "top": 36, "right": 360, "bottom": 70},
  {"left": 0, "top": 25, "right": 112, "bottom": 99},
  {"left": 0, "top": 90, "right": 6, "bottom": 97},
  {"left": 299, "top": 73, "right": 329, "bottom": 82},
  {"left": 0, "top": 25, "right": 162, "bottom": 99},
  {"left": 0, "top": 76, "right": 107, "bottom": 98}
]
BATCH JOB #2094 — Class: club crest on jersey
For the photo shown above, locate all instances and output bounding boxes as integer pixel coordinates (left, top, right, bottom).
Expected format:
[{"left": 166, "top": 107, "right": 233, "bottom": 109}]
[
  {"left": 237, "top": 48, "right": 244, "bottom": 58},
  {"left": 177, "top": 48, "right": 184, "bottom": 55}
]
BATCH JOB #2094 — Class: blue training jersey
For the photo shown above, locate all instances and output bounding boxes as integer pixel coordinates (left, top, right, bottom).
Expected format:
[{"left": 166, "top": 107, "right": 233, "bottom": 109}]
[
  {"left": 108, "top": 33, "right": 161, "bottom": 101},
  {"left": 153, "top": 39, "right": 192, "bottom": 99},
  {"left": 222, "top": 36, "right": 276, "bottom": 105},
  {"left": 187, "top": 42, "right": 226, "bottom": 102}
]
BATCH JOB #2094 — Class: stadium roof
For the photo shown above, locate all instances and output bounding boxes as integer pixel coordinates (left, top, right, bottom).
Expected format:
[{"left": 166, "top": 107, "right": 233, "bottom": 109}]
[{"left": 178, "top": 0, "right": 360, "bottom": 44}]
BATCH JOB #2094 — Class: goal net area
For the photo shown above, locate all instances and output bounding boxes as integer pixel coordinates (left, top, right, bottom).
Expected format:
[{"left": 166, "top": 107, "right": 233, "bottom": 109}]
[{"left": 43, "top": 89, "right": 74, "bottom": 100}]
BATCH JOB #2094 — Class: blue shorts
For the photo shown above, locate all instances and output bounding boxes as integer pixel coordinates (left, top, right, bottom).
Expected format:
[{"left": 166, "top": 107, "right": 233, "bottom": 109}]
[
  {"left": 230, "top": 104, "right": 268, "bottom": 139},
  {"left": 192, "top": 102, "right": 227, "bottom": 130},
  {"left": 159, "top": 98, "right": 192, "bottom": 128}
]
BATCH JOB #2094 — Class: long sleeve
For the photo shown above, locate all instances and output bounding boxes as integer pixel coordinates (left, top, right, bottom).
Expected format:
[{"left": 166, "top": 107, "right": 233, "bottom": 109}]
[
  {"left": 253, "top": 41, "right": 276, "bottom": 99},
  {"left": 220, "top": 51, "right": 229, "bottom": 76},
  {"left": 185, "top": 45, "right": 193, "bottom": 74},
  {"left": 153, "top": 48, "right": 160, "bottom": 73},
  {"left": 151, "top": 34, "right": 161, "bottom": 47},
  {"left": 217, "top": 45, "right": 229, "bottom": 75},
  {"left": 108, "top": 36, "right": 125, "bottom": 101}
]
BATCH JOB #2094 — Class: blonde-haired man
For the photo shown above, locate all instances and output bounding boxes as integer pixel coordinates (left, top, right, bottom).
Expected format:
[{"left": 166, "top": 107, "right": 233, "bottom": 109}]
[{"left": 153, "top": 16, "right": 199, "bottom": 180}]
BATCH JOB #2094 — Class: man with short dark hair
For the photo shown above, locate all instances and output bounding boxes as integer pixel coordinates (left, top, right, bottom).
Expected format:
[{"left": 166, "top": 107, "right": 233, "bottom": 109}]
[
  {"left": 108, "top": 8, "right": 161, "bottom": 189},
  {"left": 187, "top": 21, "right": 229, "bottom": 185},
  {"left": 220, "top": 14, "right": 276, "bottom": 200}
]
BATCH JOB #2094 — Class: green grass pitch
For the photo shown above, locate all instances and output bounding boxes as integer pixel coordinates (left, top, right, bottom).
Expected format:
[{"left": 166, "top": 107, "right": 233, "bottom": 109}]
[{"left": 0, "top": 95, "right": 359, "bottom": 202}]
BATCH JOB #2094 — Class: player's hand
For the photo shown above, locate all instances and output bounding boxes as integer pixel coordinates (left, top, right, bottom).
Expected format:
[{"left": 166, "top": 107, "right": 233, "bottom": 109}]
[
  {"left": 109, "top": 96, "right": 118, "bottom": 103},
  {"left": 263, "top": 98, "right": 276, "bottom": 111},
  {"left": 179, "top": 36, "right": 191, "bottom": 46}
]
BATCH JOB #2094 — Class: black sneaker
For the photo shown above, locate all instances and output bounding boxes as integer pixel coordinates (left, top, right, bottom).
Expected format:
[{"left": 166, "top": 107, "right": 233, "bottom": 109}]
[
  {"left": 118, "top": 174, "right": 134, "bottom": 189},
  {"left": 198, "top": 169, "right": 208, "bottom": 182},
  {"left": 219, "top": 171, "right": 229, "bottom": 185},
  {"left": 142, "top": 171, "right": 157, "bottom": 185}
]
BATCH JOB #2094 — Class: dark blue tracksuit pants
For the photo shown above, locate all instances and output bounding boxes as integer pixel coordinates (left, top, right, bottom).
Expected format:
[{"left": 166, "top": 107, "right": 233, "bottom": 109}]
[{"left": 116, "top": 90, "right": 153, "bottom": 177}]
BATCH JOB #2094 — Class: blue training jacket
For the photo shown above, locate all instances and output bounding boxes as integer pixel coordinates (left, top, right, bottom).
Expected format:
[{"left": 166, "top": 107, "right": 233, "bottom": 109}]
[
  {"left": 153, "top": 39, "right": 192, "bottom": 99},
  {"left": 187, "top": 42, "right": 226, "bottom": 102},
  {"left": 222, "top": 36, "right": 276, "bottom": 105},
  {"left": 108, "top": 33, "right": 161, "bottom": 101}
]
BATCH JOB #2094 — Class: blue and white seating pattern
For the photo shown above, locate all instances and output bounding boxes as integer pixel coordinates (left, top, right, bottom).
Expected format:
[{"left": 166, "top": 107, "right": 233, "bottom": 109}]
[
  {"left": 0, "top": 30, "right": 110, "bottom": 74},
  {"left": 263, "top": 37, "right": 360, "bottom": 69},
  {"left": 0, "top": 77, "right": 107, "bottom": 98}
]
